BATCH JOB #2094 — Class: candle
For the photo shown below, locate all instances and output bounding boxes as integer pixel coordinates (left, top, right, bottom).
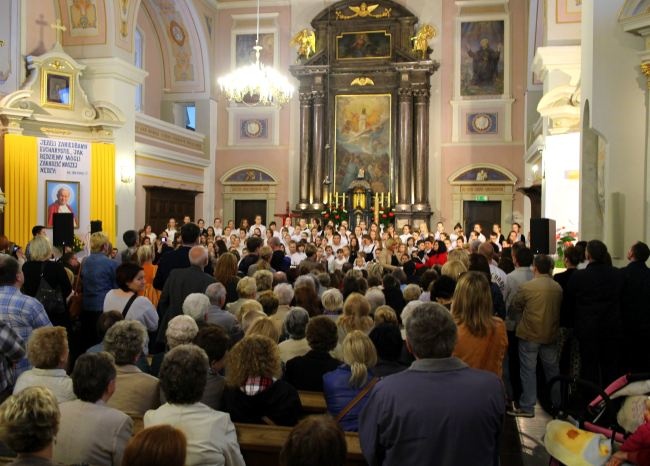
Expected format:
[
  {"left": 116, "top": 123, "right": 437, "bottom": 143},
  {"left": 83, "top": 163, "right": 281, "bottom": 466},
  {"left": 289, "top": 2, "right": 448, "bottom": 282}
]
[
  {"left": 387, "top": 191, "right": 391, "bottom": 208},
  {"left": 380, "top": 192, "right": 384, "bottom": 208},
  {"left": 335, "top": 192, "right": 339, "bottom": 206},
  {"left": 374, "top": 194, "right": 380, "bottom": 225},
  {"left": 342, "top": 193, "right": 346, "bottom": 207}
]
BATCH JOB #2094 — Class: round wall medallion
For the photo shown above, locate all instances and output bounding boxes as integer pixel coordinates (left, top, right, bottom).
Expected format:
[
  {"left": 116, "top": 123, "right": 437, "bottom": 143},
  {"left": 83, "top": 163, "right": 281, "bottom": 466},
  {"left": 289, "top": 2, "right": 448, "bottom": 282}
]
[
  {"left": 243, "top": 119, "right": 263, "bottom": 138},
  {"left": 471, "top": 113, "right": 492, "bottom": 133},
  {"left": 169, "top": 20, "right": 186, "bottom": 47}
]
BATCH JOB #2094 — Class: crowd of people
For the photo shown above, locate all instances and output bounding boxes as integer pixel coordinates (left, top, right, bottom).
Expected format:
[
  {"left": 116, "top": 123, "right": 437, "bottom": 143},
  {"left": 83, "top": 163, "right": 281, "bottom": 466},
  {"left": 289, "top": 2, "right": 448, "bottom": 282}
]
[{"left": 0, "top": 214, "right": 649, "bottom": 466}]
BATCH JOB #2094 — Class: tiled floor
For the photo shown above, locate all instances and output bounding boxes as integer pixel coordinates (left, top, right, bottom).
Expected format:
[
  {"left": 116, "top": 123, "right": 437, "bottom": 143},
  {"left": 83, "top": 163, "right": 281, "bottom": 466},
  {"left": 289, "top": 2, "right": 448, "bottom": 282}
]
[{"left": 501, "top": 404, "right": 552, "bottom": 466}]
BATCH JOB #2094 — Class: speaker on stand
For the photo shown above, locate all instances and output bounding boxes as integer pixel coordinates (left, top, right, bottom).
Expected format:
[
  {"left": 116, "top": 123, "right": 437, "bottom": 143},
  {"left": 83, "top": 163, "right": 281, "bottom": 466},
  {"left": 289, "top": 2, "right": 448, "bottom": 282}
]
[
  {"left": 529, "top": 218, "right": 557, "bottom": 255},
  {"left": 52, "top": 213, "right": 74, "bottom": 248}
]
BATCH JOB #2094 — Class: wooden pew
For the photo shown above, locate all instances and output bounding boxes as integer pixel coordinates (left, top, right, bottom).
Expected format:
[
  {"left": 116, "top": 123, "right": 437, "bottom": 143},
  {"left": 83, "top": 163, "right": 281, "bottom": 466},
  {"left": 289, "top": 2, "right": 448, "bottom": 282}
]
[
  {"left": 235, "top": 422, "right": 366, "bottom": 466},
  {"left": 298, "top": 390, "right": 327, "bottom": 414}
]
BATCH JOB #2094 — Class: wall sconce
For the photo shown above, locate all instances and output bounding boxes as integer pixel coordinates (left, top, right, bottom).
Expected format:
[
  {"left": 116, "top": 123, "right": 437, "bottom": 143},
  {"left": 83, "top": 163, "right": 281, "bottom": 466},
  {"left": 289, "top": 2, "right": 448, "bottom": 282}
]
[{"left": 120, "top": 165, "right": 134, "bottom": 184}]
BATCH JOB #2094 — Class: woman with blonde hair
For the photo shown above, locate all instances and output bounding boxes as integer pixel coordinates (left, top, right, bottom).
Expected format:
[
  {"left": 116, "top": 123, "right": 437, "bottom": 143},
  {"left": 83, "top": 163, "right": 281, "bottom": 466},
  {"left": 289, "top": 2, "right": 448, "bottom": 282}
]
[
  {"left": 214, "top": 252, "right": 240, "bottom": 304},
  {"left": 378, "top": 238, "right": 400, "bottom": 272},
  {"left": 451, "top": 271, "right": 508, "bottom": 377},
  {"left": 223, "top": 335, "right": 302, "bottom": 426},
  {"left": 247, "top": 317, "right": 280, "bottom": 343},
  {"left": 323, "top": 330, "right": 378, "bottom": 432},
  {"left": 441, "top": 259, "right": 468, "bottom": 280},
  {"left": 337, "top": 293, "right": 373, "bottom": 340},
  {"left": 13, "top": 327, "right": 75, "bottom": 403},
  {"left": 136, "top": 245, "right": 160, "bottom": 307}
]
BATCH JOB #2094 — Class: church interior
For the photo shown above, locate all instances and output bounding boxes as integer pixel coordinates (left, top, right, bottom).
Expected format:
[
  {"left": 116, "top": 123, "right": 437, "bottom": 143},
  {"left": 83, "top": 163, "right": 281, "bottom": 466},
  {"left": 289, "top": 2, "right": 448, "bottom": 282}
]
[{"left": 1, "top": 0, "right": 650, "bottom": 465}]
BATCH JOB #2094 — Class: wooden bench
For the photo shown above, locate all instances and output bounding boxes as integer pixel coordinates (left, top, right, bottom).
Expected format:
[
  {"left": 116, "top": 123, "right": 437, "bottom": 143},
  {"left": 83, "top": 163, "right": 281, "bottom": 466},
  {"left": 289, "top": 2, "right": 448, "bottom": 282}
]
[
  {"left": 299, "top": 390, "right": 327, "bottom": 414},
  {"left": 235, "top": 422, "right": 366, "bottom": 466}
]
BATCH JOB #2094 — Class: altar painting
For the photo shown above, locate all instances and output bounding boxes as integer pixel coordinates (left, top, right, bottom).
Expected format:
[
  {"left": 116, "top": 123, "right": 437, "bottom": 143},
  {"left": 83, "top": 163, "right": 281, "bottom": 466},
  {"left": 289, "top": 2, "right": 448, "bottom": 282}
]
[{"left": 335, "top": 94, "right": 391, "bottom": 194}]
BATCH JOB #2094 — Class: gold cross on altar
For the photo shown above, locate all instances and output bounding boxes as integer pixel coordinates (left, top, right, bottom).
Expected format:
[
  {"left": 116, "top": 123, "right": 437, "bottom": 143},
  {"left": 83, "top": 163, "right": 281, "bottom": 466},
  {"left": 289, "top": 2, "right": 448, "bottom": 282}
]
[{"left": 50, "top": 19, "right": 67, "bottom": 45}]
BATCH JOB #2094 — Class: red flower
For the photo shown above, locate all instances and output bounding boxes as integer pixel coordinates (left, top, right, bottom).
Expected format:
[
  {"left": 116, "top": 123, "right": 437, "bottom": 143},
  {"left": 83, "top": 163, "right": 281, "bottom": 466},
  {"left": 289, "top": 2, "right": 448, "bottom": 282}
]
[
  {"left": 382, "top": 214, "right": 387, "bottom": 219},
  {"left": 324, "top": 213, "right": 330, "bottom": 218},
  {"left": 335, "top": 215, "right": 340, "bottom": 219},
  {"left": 389, "top": 212, "right": 394, "bottom": 217}
]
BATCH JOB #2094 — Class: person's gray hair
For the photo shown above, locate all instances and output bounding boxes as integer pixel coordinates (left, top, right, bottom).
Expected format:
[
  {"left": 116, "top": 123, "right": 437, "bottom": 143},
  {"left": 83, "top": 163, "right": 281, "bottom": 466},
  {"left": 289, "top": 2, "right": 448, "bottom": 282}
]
[
  {"left": 268, "top": 236, "right": 281, "bottom": 248},
  {"left": 273, "top": 283, "right": 294, "bottom": 305},
  {"left": 253, "top": 269, "right": 273, "bottom": 292},
  {"left": 189, "top": 245, "right": 208, "bottom": 267},
  {"left": 365, "top": 288, "right": 386, "bottom": 313},
  {"left": 294, "top": 274, "right": 316, "bottom": 292},
  {"left": 284, "top": 307, "right": 310, "bottom": 340},
  {"left": 405, "top": 302, "right": 457, "bottom": 359},
  {"left": 401, "top": 300, "right": 424, "bottom": 328},
  {"left": 166, "top": 315, "right": 199, "bottom": 348},
  {"left": 205, "top": 282, "right": 227, "bottom": 306},
  {"left": 469, "top": 240, "right": 482, "bottom": 254},
  {"left": 403, "top": 284, "right": 423, "bottom": 303},
  {"left": 182, "top": 293, "right": 211, "bottom": 322},
  {"left": 321, "top": 288, "right": 343, "bottom": 313},
  {"left": 316, "top": 272, "right": 330, "bottom": 288},
  {"left": 103, "top": 320, "right": 147, "bottom": 365}
]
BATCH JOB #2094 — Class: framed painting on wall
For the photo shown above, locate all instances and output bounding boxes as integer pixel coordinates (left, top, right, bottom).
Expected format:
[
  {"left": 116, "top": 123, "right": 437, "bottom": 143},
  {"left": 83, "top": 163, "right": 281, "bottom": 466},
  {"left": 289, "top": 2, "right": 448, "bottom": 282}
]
[
  {"left": 235, "top": 33, "right": 275, "bottom": 67},
  {"left": 460, "top": 20, "right": 505, "bottom": 97},
  {"left": 556, "top": 0, "right": 581, "bottom": 24},
  {"left": 336, "top": 31, "right": 391, "bottom": 60},
  {"left": 42, "top": 71, "right": 74, "bottom": 108},
  {"left": 45, "top": 180, "right": 79, "bottom": 228},
  {"left": 334, "top": 94, "right": 391, "bottom": 194}
]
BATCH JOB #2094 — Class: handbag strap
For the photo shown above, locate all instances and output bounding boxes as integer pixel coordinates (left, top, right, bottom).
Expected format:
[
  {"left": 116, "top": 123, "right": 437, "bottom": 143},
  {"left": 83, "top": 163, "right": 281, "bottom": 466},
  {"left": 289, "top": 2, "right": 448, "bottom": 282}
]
[
  {"left": 122, "top": 293, "right": 138, "bottom": 318},
  {"left": 335, "top": 376, "right": 379, "bottom": 423}
]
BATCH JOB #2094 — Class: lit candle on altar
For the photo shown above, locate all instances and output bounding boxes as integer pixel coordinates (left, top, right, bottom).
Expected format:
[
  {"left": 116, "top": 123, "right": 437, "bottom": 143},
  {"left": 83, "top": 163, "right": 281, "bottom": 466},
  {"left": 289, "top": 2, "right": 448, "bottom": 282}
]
[
  {"left": 335, "top": 192, "right": 339, "bottom": 206},
  {"left": 342, "top": 193, "right": 346, "bottom": 207},
  {"left": 380, "top": 192, "right": 384, "bottom": 208},
  {"left": 374, "top": 194, "right": 380, "bottom": 225},
  {"left": 387, "top": 191, "right": 391, "bottom": 207}
]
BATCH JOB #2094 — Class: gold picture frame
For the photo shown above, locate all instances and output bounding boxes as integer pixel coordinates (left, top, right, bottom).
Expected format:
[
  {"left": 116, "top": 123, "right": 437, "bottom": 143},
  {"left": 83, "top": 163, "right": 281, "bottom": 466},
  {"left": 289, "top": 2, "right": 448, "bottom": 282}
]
[
  {"left": 336, "top": 30, "right": 391, "bottom": 60},
  {"left": 41, "top": 70, "right": 74, "bottom": 109}
]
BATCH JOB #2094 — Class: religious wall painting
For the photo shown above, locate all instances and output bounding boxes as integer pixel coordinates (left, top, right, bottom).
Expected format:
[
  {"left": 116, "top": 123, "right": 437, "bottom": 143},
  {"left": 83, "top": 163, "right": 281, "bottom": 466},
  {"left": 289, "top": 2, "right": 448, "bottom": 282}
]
[
  {"left": 42, "top": 70, "right": 74, "bottom": 109},
  {"left": 336, "top": 31, "right": 391, "bottom": 60},
  {"left": 460, "top": 20, "right": 504, "bottom": 97},
  {"left": 466, "top": 112, "right": 498, "bottom": 135},
  {"left": 453, "top": 167, "right": 510, "bottom": 183},
  {"left": 334, "top": 94, "right": 391, "bottom": 194},
  {"left": 556, "top": 0, "right": 581, "bottom": 24},
  {"left": 59, "top": 0, "right": 106, "bottom": 46},
  {"left": 45, "top": 180, "right": 79, "bottom": 228},
  {"left": 225, "top": 169, "right": 274, "bottom": 183},
  {"left": 235, "top": 33, "right": 275, "bottom": 68}
]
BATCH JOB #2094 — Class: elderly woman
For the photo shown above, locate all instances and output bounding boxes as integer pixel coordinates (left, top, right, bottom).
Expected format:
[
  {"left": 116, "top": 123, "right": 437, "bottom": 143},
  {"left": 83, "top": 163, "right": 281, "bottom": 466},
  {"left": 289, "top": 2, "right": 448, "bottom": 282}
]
[
  {"left": 0, "top": 387, "right": 61, "bottom": 465},
  {"left": 80, "top": 232, "right": 118, "bottom": 349},
  {"left": 278, "top": 307, "right": 311, "bottom": 363},
  {"left": 22, "top": 235, "right": 72, "bottom": 328},
  {"left": 103, "top": 320, "right": 160, "bottom": 417},
  {"left": 271, "top": 283, "right": 294, "bottom": 333},
  {"left": 150, "top": 315, "right": 199, "bottom": 377},
  {"left": 284, "top": 316, "right": 341, "bottom": 391},
  {"left": 321, "top": 288, "right": 344, "bottom": 320},
  {"left": 223, "top": 335, "right": 302, "bottom": 426},
  {"left": 13, "top": 327, "right": 75, "bottom": 403},
  {"left": 182, "top": 293, "right": 211, "bottom": 323},
  {"left": 226, "top": 276, "right": 256, "bottom": 319},
  {"left": 103, "top": 262, "right": 159, "bottom": 333},
  {"left": 247, "top": 317, "right": 280, "bottom": 343},
  {"left": 144, "top": 345, "right": 245, "bottom": 466},
  {"left": 451, "top": 271, "right": 508, "bottom": 378},
  {"left": 323, "top": 330, "right": 378, "bottom": 432}
]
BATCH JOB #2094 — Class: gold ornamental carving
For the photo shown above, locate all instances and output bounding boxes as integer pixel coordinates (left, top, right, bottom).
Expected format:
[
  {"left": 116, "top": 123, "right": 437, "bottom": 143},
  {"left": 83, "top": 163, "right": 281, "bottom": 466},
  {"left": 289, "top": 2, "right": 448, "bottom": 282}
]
[
  {"left": 351, "top": 77, "right": 375, "bottom": 86},
  {"left": 40, "top": 127, "right": 72, "bottom": 136},
  {"left": 336, "top": 3, "right": 391, "bottom": 20},
  {"left": 290, "top": 29, "right": 316, "bottom": 61},
  {"left": 641, "top": 61, "right": 650, "bottom": 89},
  {"left": 411, "top": 24, "right": 437, "bottom": 59}
]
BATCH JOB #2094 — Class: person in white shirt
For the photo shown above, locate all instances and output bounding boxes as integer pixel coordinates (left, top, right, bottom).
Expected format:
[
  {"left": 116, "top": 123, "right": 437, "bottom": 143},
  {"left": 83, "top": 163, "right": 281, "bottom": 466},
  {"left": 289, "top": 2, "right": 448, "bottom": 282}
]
[
  {"left": 331, "top": 233, "right": 344, "bottom": 253},
  {"left": 213, "top": 218, "right": 223, "bottom": 237},
  {"left": 399, "top": 224, "right": 413, "bottom": 244},
  {"left": 248, "top": 215, "right": 266, "bottom": 237},
  {"left": 283, "top": 217, "right": 295, "bottom": 237},
  {"left": 165, "top": 218, "right": 178, "bottom": 243},
  {"left": 473, "top": 224, "right": 487, "bottom": 243}
]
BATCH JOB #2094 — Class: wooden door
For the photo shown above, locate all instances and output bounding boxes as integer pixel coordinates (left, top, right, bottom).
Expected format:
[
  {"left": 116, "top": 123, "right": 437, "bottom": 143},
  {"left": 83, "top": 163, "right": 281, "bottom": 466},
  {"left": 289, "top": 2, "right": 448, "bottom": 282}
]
[
  {"left": 463, "top": 201, "right": 501, "bottom": 237},
  {"left": 235, "top": 200, "right": 266, "bottom": 230},
  {"left": 144, "top": 186, "right": 201, "bottom": 234}
]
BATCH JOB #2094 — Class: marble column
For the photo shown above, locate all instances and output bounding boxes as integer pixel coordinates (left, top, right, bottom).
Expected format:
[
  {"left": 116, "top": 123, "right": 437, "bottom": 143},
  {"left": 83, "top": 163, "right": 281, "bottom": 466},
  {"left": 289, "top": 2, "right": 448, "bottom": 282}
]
[
  {"left": 298, "top": 92, "right": 313, "bottom": 209},
  {"left": 398, "top": 87, "right": 413, "bottom": 206},
  {"left": 413, "top": 88, "right": 430, "bottom": 207},
  {"left": 311, "top": 90, "right": 326, "bottom": 208}
]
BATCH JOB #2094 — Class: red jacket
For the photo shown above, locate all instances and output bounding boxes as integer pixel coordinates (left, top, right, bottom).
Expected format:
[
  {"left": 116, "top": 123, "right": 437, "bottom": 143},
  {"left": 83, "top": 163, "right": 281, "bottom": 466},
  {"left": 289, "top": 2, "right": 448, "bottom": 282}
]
[
  {"left": 622, "top": 421, "right": 650, "bottom": 465},
  {"left": 415, "top": 252, "right": 448, "bottom": 269}
]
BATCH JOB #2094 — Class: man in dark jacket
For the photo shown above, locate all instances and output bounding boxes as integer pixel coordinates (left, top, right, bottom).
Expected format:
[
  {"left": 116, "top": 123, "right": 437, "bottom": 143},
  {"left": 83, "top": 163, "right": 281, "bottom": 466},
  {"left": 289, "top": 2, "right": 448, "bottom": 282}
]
[
  {"left": 153, "top": 223, "right": 212, "bottom": 290},
  {"left": 268, "top": 237, "right": 290, "bottom": 274},
  {"left": 237, "top": 236, "right": 263, "bottom": 276},
  {"left": 567, "top": 240, "right": 622, "bottom": 385},
  {"left": 620, "top": 241, "right": 650, "bottom": 373}
]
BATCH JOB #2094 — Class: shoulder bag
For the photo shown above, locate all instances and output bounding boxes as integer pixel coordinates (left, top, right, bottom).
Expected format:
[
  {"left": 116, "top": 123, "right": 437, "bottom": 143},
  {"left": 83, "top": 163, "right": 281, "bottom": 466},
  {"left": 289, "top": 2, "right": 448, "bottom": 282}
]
[
  {"left": 335, "top": 376, "right": 379, "bottom": 423},
  {"left": 35, "top": 262, "right": 66, "bottom": 316}
]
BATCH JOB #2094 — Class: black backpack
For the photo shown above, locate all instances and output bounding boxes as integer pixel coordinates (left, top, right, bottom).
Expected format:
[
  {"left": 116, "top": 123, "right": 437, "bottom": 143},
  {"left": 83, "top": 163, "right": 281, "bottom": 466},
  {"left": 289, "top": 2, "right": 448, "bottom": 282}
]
[{"left": 35, "top": 263, "right": 66, "bottom": 315}]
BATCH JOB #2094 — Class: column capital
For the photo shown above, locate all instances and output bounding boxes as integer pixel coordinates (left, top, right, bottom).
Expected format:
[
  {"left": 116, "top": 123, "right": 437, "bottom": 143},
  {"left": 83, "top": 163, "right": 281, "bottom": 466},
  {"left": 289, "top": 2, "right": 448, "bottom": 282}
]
[
  {"left": 299, "top": 92, "right": 313, "bottom": 104},
  {"left": 641, "top": 61, "right": 650, "bottom": 88},
  {"left": 412, "top": 88, "right": 430, "bottom": 100},
  {"left": 398, "top": 88, "right": 413, "bottom": 99},
  {"left": 311, "top": 90, "right": 326, "bottom": 103}
]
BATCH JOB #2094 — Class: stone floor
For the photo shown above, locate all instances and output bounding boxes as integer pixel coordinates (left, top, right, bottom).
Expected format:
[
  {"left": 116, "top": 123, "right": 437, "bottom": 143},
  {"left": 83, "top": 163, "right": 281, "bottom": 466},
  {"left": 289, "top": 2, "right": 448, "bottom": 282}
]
[{"left": 501, "top": 404, "right": 552, "bottom": 466}]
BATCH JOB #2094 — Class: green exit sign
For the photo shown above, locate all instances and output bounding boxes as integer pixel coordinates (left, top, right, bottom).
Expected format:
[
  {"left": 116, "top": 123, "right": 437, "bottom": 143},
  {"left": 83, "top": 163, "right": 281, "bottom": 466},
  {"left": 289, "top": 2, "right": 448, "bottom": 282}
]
[{"left": 475, "top": 195, "right": 489, "bottom": 201}]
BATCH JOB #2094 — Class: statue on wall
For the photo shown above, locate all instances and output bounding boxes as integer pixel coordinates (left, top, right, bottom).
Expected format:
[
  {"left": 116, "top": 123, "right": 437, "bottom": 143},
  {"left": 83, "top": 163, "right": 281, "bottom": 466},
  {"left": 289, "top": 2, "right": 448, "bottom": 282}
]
[
  {"left": 411, "top": 24, "right": 436, "bottom": 59},
  {"left": 290, "top": 29, "right": 316, "bottom": 62}
]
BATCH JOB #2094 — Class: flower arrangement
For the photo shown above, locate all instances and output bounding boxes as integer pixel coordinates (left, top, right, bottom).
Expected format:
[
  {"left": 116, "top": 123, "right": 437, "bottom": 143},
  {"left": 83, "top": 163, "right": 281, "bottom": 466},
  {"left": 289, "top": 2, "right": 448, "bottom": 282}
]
[
  {"left": 371, "top": 205, "right": 396, "bottom": 227},
  {"left": 72, "top": 235, "right": 85, "bottom": 253},
  {"left": 555, "top": 227, "right": 578, "bottom": 267},
  {"left": 321, "top": 204, "right": 348, "bottom": 223}
]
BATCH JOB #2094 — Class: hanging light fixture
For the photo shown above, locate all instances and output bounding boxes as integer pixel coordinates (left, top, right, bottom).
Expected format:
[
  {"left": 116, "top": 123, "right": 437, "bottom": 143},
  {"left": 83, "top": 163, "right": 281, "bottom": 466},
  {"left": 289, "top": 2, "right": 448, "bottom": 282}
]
[{"left": 218, "top": 0, "right": 294, "bottom": 106}]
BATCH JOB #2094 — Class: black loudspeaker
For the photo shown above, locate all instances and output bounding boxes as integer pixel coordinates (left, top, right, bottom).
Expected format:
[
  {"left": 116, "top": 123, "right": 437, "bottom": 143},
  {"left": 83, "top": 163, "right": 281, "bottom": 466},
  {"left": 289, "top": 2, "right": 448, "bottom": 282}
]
[
  {"left": 530, "top": 218, "right": 557, "bottom": 255},
  {"left": 90, "top": 220, "right": 103, "bottom": 234},
  {"left": 53, "top": 213, "right": 74, "bottom": 247}
]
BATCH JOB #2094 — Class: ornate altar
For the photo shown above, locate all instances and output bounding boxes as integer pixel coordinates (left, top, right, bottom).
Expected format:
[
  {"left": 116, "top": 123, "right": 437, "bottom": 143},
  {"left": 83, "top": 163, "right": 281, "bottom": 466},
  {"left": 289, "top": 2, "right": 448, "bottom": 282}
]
[{"left": 290, "top": 0, "right": 439, "bottom": 226}]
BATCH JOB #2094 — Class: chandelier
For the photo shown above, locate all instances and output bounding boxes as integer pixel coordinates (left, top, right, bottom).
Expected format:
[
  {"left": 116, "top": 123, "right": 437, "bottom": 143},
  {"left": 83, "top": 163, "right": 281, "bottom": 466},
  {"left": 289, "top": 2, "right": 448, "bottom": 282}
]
[{"left": 217, "top": 0, "right": 294, "bottom": 106}]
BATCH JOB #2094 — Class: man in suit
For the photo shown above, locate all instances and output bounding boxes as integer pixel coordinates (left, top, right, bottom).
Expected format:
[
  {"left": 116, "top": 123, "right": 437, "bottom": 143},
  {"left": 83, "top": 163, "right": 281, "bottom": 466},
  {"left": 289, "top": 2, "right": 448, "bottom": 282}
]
[
  {"left": 153, "top": 222, "right": 212, "bottom": 290},
  {"left": 156, "top": 246, "right": 215, "bottom": 345},
  {"left": 54, "top": 352, "right": 133, "bottom": 466},
  {"left": 620, "top": 241, "right": 650, "bottom": 373}
]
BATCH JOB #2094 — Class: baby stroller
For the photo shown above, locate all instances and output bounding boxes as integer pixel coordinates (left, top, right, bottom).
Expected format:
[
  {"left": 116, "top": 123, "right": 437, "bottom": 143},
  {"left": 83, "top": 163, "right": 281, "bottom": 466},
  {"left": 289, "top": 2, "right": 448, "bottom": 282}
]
[{"left": 546, "top": 373, "right": 650, "bottom": 465}]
